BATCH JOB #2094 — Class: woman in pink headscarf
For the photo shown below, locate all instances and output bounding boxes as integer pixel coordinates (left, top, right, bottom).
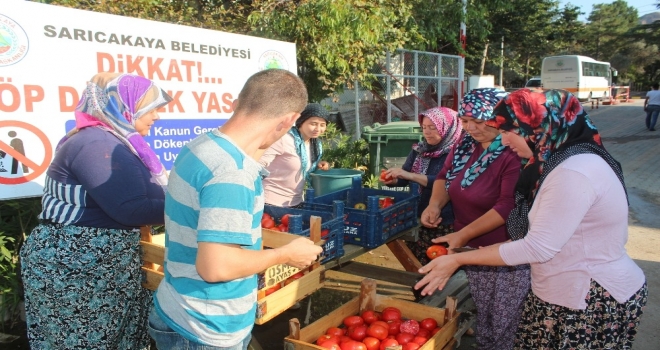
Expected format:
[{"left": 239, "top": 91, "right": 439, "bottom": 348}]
[
  {"left": 380, "top": 106, "right": 462, "bottom": 265},
  {"left": 21, "top": 73, "right": 172, "bottom": 349}
]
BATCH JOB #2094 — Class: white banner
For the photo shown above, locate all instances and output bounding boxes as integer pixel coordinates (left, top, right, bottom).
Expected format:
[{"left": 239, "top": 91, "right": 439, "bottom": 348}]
[{"left": 0, "top": 0, "right": 297, "bottom": 199}]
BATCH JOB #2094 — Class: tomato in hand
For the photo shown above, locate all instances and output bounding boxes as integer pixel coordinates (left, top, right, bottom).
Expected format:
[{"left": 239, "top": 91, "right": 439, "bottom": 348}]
[
  {"left": 426, "top": 245, "right": 448, "bottom": 260},
  {"left": 379, "top": 169, "right": 392, "bottom": 182}
]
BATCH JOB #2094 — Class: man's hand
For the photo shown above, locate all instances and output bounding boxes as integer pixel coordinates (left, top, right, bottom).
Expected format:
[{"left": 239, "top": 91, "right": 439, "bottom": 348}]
[
  {"left": 278, "top": 237, "right": 323, "bottom": 269},
  {"left": 420, "top": 206, "right": 442, "bottom": 228}
]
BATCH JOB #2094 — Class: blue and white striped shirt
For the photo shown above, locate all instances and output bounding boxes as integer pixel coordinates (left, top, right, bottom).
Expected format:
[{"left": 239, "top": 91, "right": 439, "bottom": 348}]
[{"left": 154, "top": 129, "right": 264, "bottom": 347}]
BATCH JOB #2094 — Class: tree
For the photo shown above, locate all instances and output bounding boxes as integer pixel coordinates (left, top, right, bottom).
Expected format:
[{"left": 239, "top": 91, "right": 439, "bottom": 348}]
[{"left": 583, "top": 0, "right": 639, "bottom": 61}]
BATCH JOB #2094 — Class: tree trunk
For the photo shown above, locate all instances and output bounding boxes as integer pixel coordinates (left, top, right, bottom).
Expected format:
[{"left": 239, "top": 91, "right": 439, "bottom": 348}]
[
  {"left": 525, "top": 55, "right": 530, "bottom": 81},
  {"left": 480, "top": 43, "right": 489, "bottom": 75}
]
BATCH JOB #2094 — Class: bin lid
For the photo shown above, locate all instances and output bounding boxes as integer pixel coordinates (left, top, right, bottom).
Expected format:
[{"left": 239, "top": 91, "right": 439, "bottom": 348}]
[
  {"left": 361, "top": 121, "right": 423, "bottom": 143},
  {"left": 362, "top": 121, "right": 421, "bottom": 135}
]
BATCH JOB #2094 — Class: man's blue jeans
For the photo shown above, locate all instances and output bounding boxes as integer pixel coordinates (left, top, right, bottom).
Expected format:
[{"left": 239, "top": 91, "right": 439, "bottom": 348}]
[
  {"left": 148, "top": 307, "right": 251, "bottom": 350},
  {"left": 646, "top": 104, "right": 660, "bottom": 130}
]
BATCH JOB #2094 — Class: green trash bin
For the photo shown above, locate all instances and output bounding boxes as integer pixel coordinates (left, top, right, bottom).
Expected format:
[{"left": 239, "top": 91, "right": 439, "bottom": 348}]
[
  {"left": 309, "top": 169, "right": 363, "bottom": 196},
  {"left": 361, "top": 121, "right": 423, "bottom": 178}
]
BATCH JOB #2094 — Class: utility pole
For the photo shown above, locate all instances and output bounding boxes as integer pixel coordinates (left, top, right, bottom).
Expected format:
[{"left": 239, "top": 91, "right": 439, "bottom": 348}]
[{"left": 499, "top": 36, "right": 504, "bottom": 87}]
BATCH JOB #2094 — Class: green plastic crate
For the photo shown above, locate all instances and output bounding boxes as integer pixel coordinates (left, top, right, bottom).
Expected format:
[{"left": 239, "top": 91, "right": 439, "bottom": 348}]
[{"left": 361, "top": 121, "right": 423, "bottom": 178}]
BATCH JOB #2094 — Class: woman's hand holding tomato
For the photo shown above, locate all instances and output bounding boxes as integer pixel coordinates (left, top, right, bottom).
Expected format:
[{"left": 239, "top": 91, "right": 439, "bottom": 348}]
[
  {"left": 318, "top": 161, "right": 330, "bottom": 171},
  {"left": 431, "top": 231, "right": 468, "bottom": 253}
]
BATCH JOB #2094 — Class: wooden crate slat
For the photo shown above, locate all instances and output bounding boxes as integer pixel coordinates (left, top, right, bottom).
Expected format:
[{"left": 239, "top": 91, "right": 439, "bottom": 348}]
[
  {"left": 142, "top": 267, "right": 163, "bottom": 291},
  {"left": 255, "top": 267, "right": 325, "bottom": 325}
]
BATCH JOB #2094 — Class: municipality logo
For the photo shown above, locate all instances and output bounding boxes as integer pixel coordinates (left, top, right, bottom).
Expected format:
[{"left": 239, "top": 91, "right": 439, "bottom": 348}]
[
  {"left": 556, "top": 60, "right": 564, "bottom": 67},
  {"left": 258, "top": 50, "right": 289, "bottom": 71},
  {"left": 0, "top": 14, "right": 29, "bottom": 67}
]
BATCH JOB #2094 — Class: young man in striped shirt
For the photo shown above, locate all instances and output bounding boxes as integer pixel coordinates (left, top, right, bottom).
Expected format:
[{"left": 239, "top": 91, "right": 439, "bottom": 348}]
[{"left": 149, "top": 69, "right": 323, "bottom": 349}]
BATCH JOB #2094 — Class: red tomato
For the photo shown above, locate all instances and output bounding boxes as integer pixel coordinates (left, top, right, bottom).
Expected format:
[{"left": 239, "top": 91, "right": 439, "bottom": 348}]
[
  {"left": 343, "top": 315, "right": 365, "bottom": 328},
  {"left": 382, "top": 197, "right": 394, "bottom": 208},
  {"left": 381, "top": 307, "right": 401, "bottom": 322},
  {"left": 399, "top": 319, "right": 420, "bottom": 335},
  {"left": 426, "top": 245, "right": 448, "bottom": 260},
  {"left": 319, "top": 341, "right": 342, "bottom": 350},
  {"left": 416, "top": 329, "right": 430, "bottom": 339},
  {"left": 277, "top": 223, "right": 288, "bottom": 232},
  {"left": 379, "top": 169, "right": 392, "bottom": 182},
  {"left": 402, "top": 343, "right": 420, "bottom": 350},
  {"left": 411, "top": 336, "right": 428, "bottom": 345},
  {"left": 261, "top": 218, "right": 276, "bottom": 229},
  {"left": 379, "top": 338, "right": 399, "bottom": 350},
  {"left": 387, "top": 319, "right": 401, "bottom": 336},
  {"left": 362, "top": 337, "right": 381, "bottom": 350},
  {"left": 326, "top": 327, "right": 345, "bottom": 337},
  {"left": 347, "top": 324, "right": 368, "bottom": 341},
  {"left": 430, "top": 327, "right": 442, "bottom": 336},
  {"left": 419, "top": 318, "right": 438, "bottom": 331},
  {"left": 372, "top": 321, "right": 389, "bottom": 331},
  {"left": 339, "top": 335, "right": 353, "bottom": 343},
  {"left": 264, "top": 283, "right": 281, "bottom": 295},
  {"left": 361, "top": 310, "right": 380, "bottom": 324},
  {"left": 280, "top": 214, "right": 290, "bottom": 226},
  {"left": 262, "top": 213, "right": 273, "bottom": 222},
  {"left": 366, "top": 324, "right": 388, "bottom": 340},
  {"left": 341, "top": 340, "right": 367, "bottom": 350},
  {"left": 395, "top": 332, "right": 414, "bottom": 344},
  {"left": 317, "top": 334, "right": 341, "bottom": 345},
  {"left": 321, "top": 228, "right": 330, "bottom": 237},
  {"left": 284, "top": 271, "right": 305, "bottom": 286}
]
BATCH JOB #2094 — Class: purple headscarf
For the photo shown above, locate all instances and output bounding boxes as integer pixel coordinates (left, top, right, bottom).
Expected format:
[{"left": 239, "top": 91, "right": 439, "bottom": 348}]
[
  {"left": 61, "top": 73, "right": 172, "bottom": 188},
  {"left": 411, "top": 106, "right": 462, "bottom": 175}
]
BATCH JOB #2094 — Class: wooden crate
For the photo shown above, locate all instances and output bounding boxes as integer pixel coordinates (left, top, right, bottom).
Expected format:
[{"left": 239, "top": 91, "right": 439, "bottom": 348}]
[
  {"left": 284, "top": 278, "right": 459, "bottom": 350},
  {"left": 140, "top": 216, "right": 327, "bottom": 326}
]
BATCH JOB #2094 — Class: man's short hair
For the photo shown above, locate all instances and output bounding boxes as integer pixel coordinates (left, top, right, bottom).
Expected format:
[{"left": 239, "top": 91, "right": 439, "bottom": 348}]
[
  {"left": 653, "top": 83, "right": 659, "bottom": 90},
  {"left": 234, "top": 69, "right": 308, "bottom": 119}
]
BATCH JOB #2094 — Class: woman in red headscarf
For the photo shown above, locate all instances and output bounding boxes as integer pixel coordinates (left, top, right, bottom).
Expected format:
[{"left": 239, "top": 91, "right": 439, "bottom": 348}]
[{"left": 415, "top": 89, "right": 647, "bottom": 349}]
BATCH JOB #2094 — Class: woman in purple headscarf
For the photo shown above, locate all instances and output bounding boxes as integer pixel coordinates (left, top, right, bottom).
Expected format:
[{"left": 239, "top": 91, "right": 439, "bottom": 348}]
[
  {"left": 380, "top": 106, "right": 462, "bottom": 265},
  {"left": 21, "top": 73, "right": 172, "bottom": 349},
  {"left": 420, "top": 88, "right": 530, "bottom": 350}
]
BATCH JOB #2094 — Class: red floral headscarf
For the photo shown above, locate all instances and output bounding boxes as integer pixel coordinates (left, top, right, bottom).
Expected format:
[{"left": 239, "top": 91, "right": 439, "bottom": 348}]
[{"left": 487, "top": 89, "right": 625, "bottom": 240}]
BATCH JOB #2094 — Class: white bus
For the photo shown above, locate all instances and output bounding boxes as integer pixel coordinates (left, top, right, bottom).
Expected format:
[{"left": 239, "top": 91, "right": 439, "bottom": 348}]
[{"left": 541, "top": 55, "right": 615, "bottom": 101}]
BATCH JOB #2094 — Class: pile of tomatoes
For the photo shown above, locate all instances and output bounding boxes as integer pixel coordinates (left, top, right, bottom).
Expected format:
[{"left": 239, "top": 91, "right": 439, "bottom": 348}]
[
  {"left": 261, "top": 212, "right": 330, "bottom": 237},
  {"left": 261, "top": 213, "right": 290, "bottom": 232},
  {"left": 314, "top": 307, "right": 442, "bottom": 350}
]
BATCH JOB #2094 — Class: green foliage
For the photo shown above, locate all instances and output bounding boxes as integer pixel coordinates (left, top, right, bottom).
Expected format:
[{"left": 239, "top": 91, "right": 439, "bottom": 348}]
[
  {"left": 248, "top": 0, "right": 422, "bottom": 101},
  {"left": 0, "top": 197, "right": 41, "bottom": 329},
  {"left": 319, "top": 123, "right": 370, "bottom": 184}
]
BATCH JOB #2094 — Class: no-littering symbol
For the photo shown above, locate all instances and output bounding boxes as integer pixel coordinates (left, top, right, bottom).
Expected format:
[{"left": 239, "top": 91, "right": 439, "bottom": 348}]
[{"left": 0, "top": 120, "right": 52, "bottom": 185}]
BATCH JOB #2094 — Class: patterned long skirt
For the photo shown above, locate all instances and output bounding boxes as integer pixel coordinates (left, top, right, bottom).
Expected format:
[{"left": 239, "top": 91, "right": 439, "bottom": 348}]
[
  {"left": 464, "top": 264, "right": 531, "bottom": 350},
  {"left": 20, "top": 223, "right": 152, "bottom": 350},
  {"left": 406, "top": 224, "right": 453, "bottom": 266},
  {"left": 514, "top": 280, "right": 648, "bottom": 349}
]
